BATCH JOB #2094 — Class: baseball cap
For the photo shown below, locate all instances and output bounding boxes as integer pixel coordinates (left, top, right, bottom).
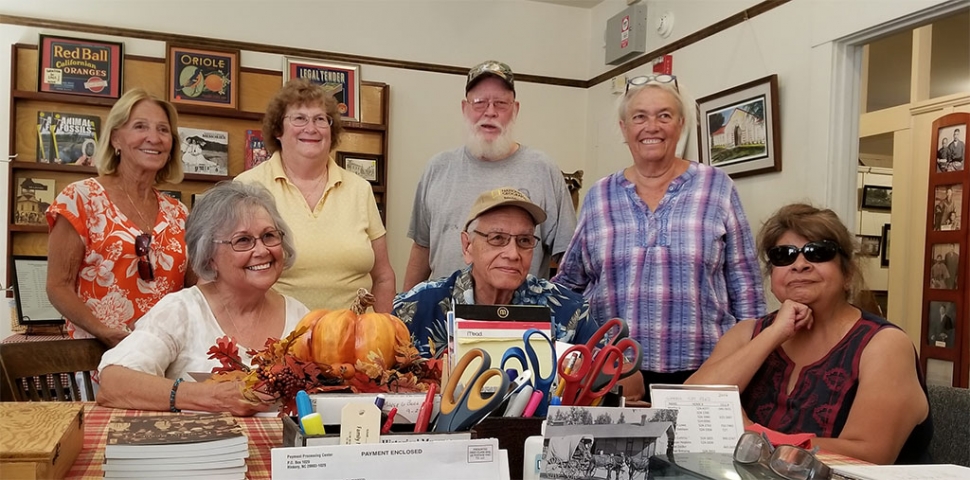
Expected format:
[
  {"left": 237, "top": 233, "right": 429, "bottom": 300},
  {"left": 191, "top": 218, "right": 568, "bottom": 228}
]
[
  {"left": 464, "top": 187, "right": 547, "bottom": 230},
  {"left": 465, "top": 60, "right": 515, "bottom": 95}
]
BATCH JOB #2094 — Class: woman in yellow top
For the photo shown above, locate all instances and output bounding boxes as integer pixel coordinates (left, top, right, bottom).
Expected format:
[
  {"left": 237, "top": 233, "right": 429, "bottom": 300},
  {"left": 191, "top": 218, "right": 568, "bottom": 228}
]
[{"left": 235, "top": 79, "right": 395, "bottom": 312}]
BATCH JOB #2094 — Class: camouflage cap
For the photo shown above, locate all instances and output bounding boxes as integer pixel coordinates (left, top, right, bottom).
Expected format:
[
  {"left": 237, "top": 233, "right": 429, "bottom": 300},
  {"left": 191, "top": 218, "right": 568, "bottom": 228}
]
[{"left": 465, "top": 60, "right": 515, "bottom": 95}]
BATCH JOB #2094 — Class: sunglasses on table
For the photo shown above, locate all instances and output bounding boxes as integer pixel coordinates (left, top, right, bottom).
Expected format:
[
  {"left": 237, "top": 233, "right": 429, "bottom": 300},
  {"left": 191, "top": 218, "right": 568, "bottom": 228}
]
[
  {"left": 766, "top": 240, "right": 841, "bottom": 267},
  {"left": 734, "top": 431, "right": 831, "bottom": 480},
  {"left": 135, "top": 233, "right": 154, "bottom": 282}
]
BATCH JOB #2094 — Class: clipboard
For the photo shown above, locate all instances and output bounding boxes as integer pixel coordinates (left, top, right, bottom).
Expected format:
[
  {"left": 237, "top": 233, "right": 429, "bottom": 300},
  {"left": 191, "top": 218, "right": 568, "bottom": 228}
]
[{"left": 448, "top": 305, "right": 553, "bottom": 388}]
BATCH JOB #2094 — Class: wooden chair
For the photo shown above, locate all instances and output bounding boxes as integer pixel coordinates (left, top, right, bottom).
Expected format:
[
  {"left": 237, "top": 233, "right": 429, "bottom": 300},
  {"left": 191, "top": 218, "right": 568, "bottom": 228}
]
[{"left": 0, "top": 339, "right": 107, "bottom": 402}]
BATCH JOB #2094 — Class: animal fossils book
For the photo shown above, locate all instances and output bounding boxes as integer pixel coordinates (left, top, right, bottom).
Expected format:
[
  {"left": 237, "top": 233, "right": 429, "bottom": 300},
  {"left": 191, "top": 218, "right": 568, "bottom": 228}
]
[
  {"left": 104, "top": 413, "right": 248, "bottom": 459},
  {"left": 36, "top": 111, "right": 101, "bottom": 165},
  {"left": 178, "top": 127, "right": 229, "bottom": 176},
  {"left": 244, "top": 129, "right": 270, "bottom": 170}
]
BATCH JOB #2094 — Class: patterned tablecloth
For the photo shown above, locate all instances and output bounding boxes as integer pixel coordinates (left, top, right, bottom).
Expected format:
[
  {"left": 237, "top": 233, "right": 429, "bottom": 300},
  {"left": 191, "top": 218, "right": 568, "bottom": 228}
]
[{"left": 67, "top": 404, "right": 282, "bottom": 479}]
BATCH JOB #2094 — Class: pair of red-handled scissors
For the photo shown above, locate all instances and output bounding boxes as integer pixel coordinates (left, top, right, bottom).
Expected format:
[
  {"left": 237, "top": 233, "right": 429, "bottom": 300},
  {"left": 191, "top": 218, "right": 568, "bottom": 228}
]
[
  {"left": 557, "top": 343, "right": 625, "bottom": 406},
  {"left": 580, "top": 318, "right": 642, "bottom": 389}
]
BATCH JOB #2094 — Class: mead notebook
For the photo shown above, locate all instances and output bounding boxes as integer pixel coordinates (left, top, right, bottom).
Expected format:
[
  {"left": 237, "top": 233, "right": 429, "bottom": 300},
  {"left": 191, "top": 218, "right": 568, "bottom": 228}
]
[{"left": 449, "top": 305, "right": 553, "bottom": 386}]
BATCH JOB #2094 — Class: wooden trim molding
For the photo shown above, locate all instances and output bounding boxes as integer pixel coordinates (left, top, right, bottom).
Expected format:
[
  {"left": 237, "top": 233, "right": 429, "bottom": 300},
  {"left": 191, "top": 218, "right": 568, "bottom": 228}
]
[{"left": 1, "top": 0, "right": 789, "bottom": 89}]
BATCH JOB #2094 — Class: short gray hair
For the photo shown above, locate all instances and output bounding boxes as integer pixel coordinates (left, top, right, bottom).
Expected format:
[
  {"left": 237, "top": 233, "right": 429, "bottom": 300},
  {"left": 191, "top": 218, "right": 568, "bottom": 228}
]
[
  {"left": 186, "top": 182, "right": 296, "bottom": 281},
  {"left": 617, "top": 81, "right": 694, "bottom": 132}
]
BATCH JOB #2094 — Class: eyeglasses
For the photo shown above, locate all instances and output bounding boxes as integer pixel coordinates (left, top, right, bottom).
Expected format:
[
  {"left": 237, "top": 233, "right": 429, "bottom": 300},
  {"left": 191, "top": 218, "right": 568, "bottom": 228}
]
[
  {"left": 135, "top": 233, "right": 154, "bottom": 281},
  {"left": 284, "top": 114, "right": 333, "bottom": 128},
  {"left": 472, "top": 230, "right": 539, "bottom": 249},
  {"left": 213, "top": 230, "right": 285, "bottom": 252},
  {"left": 467, "top": 98, "right": 514, "bottom": 113},
  {"left": 626, "top": 74, "right": 679, "bottom": 93},
  {"left": 734, "top": 432, "right": 831, "bottom": 480},
  {"left": 767, "top": 240, "right": 841, "bottom": 267}
]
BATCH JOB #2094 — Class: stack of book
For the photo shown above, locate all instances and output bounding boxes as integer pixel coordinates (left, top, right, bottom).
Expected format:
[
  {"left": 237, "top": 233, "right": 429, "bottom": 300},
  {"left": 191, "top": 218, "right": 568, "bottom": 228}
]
[{"left": 103, "top": 413, "right": 249, "bottom": 479}]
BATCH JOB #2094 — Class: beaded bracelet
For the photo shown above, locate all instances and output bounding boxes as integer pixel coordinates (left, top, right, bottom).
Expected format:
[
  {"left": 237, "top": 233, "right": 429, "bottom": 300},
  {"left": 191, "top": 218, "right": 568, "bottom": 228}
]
[{"left": 170, "top": 378, "right": 184, "bottom": 413}]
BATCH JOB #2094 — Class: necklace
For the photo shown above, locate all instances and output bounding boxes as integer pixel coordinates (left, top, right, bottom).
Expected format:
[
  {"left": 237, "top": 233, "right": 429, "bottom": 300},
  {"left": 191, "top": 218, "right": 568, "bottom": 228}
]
[
  {"left": 216, "top": 290, "right": 267, "bottom": 347},
  {"left": 282, "top": 161, "right": 328, "bottom": 205},
  {"left": 122, "top": 187, "right": 155, "bottom": 233}
]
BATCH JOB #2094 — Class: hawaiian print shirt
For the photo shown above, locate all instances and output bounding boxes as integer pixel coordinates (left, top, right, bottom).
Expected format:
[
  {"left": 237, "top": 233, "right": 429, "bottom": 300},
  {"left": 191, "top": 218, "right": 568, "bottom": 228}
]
[
  {"left": 392, "top": 267, "right": 599, "bottom": 358},
  {"left": 46, "top": 178, "right": 188, "bottom": 338}
]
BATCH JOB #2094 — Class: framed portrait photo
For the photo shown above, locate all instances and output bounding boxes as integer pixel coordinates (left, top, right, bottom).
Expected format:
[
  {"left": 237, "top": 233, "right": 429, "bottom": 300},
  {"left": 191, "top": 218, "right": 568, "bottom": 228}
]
[
  {"left": 283, "top": 57, "right": 361, "bottom": 122},
  {"left": 934, "top": 122, "right": 966, "bottom": 173},
  {"left": 166, "top": 44, "right": 239, "bottom": 109},
  {"left": 861, "top": 185, "right": 893, "bottom": 210},
  {"left": 697, "top": 74, "right": 781, "bottom": 178},
  {"left": 38, "top": 34, "right": 123, "bottom": 99},
  {"left": 337, "top": 152, "right": 382, "bottom": 185},
  {"left": 858, "top": 235, "right": 881, "bottom": 257}
]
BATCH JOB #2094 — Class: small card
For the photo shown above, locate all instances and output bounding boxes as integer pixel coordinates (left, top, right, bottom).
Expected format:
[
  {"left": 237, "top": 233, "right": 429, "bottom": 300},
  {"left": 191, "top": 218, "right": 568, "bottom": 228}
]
[
  {"left": 340, "top": 403, "right": 380, "bottom": 445},
  {"left": 649, "top": 384, "right": 744, "bottom": 454}
]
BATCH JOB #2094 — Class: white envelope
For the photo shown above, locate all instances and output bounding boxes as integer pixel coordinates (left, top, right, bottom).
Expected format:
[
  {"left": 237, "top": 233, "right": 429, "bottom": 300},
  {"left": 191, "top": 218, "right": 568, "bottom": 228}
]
[{"left": 271, "top": 438, "right": 504, "bottom": 480}]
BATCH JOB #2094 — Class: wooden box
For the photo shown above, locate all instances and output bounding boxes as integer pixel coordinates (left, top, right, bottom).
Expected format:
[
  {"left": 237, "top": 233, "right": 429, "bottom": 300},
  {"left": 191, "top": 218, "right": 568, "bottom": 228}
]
[{"left": 0, "top": 403, "right": 85, "bottom": 479}]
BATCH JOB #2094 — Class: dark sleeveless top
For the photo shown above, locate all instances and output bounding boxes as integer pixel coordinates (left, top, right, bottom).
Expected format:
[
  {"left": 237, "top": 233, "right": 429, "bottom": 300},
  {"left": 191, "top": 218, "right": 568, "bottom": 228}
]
[{"left": 741, "top": 310, "right": 932, "bottom": 464}]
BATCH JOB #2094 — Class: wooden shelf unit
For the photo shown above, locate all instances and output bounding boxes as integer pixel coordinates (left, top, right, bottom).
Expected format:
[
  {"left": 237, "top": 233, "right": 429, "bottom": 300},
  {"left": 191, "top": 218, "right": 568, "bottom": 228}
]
[{"left": 6, "top": 42, "right": 390, "bottom": 286}]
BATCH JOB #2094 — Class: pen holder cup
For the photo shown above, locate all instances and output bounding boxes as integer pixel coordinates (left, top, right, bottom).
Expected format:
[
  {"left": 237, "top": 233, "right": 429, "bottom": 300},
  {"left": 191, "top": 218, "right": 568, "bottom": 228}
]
[
  {"left": 282, "top": 416, "right": 471, "bottom": 447},
  {"left": 471, "top": 417, "right": 544, "bottom": 480}
]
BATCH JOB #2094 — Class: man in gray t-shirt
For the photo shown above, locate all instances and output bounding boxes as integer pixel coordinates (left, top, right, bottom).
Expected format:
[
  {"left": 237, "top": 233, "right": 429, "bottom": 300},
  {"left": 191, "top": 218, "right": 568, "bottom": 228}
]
[{"left": 404, "top": 60, "right": 576, "bottom": 289}]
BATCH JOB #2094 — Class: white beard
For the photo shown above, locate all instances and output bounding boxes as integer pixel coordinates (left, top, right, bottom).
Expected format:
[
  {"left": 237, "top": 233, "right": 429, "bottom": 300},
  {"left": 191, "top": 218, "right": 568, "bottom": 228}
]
[{"left": 465, "top": 118, "right": 517, "bottom": 161}]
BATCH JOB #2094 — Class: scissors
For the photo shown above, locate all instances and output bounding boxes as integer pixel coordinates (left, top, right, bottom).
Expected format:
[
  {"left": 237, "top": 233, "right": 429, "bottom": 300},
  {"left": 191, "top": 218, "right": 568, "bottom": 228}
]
[
  {"left": 499, "top": 328, "right": 557, "bottom": 416},
  {"left": 434, "top": 348, "right": 511, "bottom": 432},
  {"left": 557, "top": 318, "right": 643, "bottom": 405}
]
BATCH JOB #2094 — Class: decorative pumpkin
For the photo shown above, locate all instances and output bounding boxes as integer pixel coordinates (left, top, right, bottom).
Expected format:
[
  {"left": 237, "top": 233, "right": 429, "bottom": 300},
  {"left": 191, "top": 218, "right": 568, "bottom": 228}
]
[{"left": 291, "top": 288, "right": 411, "bottom": 370}]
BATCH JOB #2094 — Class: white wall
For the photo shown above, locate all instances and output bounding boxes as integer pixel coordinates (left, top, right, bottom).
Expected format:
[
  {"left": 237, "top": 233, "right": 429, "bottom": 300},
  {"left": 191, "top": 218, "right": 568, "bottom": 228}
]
[{"left": 585, "top": 0, "right": 956, "bottom": 311}]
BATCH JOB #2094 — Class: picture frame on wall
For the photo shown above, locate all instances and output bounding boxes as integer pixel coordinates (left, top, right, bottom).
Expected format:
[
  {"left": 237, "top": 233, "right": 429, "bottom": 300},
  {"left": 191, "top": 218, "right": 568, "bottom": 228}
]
[
  {"left": 880, "top": 224, "right": 891, "bottom": 268},
  {"left": 928, "top": 301, "right": 956, "bottom": 349},
  {"left": 935, "top": 123, "right": 966, "bottom": 173},
  {"left": 861, "top": 185, "right": 893, "bottom": 210},
  {"left": 38, "top": 34, "right": 124, "bottom": 99},
  {"left": 696, "top": 74, "right": 781, "bottom": 178},
  {"left": 166, "top": 44, "right": 239, "bottom": 109},
  {"left": 932, "top": 184, "right": 963, "bottom": 231},
  {"left": 283, "top": 57, "right": 361, "bottom": 122},
  {"left": 858, "top": 235, "right": 881, "bottom": 257},
  {"left": 336, "top": 152, "right": 382, "bottom": 185},
  {"left": 929, "top": 243, "right": 959, "bottom": 290}
]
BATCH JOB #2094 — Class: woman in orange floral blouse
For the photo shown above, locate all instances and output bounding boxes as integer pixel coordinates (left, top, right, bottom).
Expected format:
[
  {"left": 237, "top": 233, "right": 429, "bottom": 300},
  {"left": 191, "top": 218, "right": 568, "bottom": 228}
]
[{"left": 46, "top": 89, "right": 195, "bottom": 347}]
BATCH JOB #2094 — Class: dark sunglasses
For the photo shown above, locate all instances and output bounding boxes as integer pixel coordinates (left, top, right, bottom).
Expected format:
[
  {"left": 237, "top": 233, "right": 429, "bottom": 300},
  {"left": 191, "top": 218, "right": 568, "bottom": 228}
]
[
  {"left": 767, "top": 240, "right": 841, "bottom": 267},
  {"left": 135, "top": 233, "right": 154, "bottom": 281}
]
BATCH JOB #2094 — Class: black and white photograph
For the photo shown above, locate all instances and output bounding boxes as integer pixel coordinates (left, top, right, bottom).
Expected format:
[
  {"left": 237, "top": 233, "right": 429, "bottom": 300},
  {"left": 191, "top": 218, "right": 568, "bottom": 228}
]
[
  {"left": 861, "top": 185, "right": 892, "bottom": 210},
  {"left": 929, "top": 243, "right": 959, "bottom": 290},
  {"left": 858, "top": 235, "right": 881, "bottom": 257},
  {"left": 178, "top": 127, "right": 229, "bottom": 176},
  {"left": 936, "top": 123, "right": 966, "bottom": 173},
  {"left": 540, "top": 406, "right": 676, "bottom": 480},
  {"left": 929, "top": 301, "right": 956, "bottom": 349},
  {"left": 933, "top": 184, "right": 962, "bottom": 231},
  {"left": 337, "top": 152, "right": 383, "bottom": 186}
]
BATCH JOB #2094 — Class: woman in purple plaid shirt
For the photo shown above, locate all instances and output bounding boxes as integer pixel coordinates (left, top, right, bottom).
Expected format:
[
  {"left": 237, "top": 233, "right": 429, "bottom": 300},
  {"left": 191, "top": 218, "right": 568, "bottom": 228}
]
[{"left": 553, "top": 75, "right": 766, "bottom": 402}]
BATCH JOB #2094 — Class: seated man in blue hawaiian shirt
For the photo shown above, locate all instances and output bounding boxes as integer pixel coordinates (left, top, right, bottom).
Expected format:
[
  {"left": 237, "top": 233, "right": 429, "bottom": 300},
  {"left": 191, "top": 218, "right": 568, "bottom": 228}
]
[{"left": 394, "top": 187, "right": 598, "bottom": 359}]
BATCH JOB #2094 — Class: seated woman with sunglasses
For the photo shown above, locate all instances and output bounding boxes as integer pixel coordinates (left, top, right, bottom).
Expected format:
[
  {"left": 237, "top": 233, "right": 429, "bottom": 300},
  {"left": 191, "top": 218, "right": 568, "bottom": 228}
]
[
  {"left": 687, "top": 204, "right": 931, "bottom": 464},
  {"left": 46, "top": 89, "right": 193, "bottom": 348},
  {"left": 97, "top": 182, "right": 310, "bottom": 415}
]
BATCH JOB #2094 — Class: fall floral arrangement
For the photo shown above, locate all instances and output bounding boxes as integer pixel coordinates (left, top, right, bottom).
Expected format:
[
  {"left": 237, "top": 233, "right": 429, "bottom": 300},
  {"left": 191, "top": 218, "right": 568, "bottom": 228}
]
[{"left": 206, "top": 289, "right": 442, "bottom": 415}]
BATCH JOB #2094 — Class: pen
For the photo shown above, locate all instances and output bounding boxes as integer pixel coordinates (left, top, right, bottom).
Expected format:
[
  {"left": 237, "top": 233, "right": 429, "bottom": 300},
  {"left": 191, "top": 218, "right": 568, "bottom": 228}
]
[
  {"left": 374, "top": 394, "right": 386, "bottom": 411},
  {"left": 300, "top": 412, "right": 326, "bottom": 436},
  {"left": 414, "top": 382, "right": 437, "bottom": 433},
  {"left": 554, "top": 353, "right": 577, "bottom": 398},
  {"left": 380, "top": 407, "right": 398, "bottom": 434},
  {"left": 522, "top": 390, "right": 545, "bottom": 417}
]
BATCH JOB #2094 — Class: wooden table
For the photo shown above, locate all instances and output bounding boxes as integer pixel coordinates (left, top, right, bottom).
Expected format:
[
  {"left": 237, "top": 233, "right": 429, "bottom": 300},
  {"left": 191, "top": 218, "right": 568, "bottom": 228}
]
[{"left": 67, "top": 405, "right": 281, "bottom": 479}]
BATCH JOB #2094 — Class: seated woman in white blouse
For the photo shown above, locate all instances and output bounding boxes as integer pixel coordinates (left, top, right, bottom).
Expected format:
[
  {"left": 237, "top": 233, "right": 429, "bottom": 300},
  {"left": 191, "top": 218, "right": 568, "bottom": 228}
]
[{"left": 98, "top": 182, "right": 310, "bottom": 415}]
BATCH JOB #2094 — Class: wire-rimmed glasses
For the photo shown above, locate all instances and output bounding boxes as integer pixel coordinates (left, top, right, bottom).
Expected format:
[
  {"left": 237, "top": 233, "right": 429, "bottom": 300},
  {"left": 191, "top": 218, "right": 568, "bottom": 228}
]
[
  {"left": 284, "top": 114, "right": 333, "bottom": 128},
  {"left": 471, "top": 230, "right": 539, "bottom": 249},
  {"left": 626, "top": 74, "right": 679, "bottom": 93},
  {"left": 213, "top": 230, "right": 285, "bottom": 252}
]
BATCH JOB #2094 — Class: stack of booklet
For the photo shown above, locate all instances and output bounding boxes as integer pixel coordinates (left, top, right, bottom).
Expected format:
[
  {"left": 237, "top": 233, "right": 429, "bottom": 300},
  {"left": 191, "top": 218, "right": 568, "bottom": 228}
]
[{"left": 103, "top": 413, "right": 249, "bottom": 479}]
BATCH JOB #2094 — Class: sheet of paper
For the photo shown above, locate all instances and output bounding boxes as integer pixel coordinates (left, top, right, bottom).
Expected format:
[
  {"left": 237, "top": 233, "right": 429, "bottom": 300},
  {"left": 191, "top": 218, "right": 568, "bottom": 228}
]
[
  {"left": 649, "top": 384, "right": 744, "bottom": 454},
  {"left": 452, "top": 319, "right": 554, "bottom": 388},
  {"left": 833, "top": 464, "right": 970, "bottom": 480},
  {"left": 271, "top": 437, "right": 503, "bottom": 480},
  {"left": 13, "top": 258, "right": 62, "bottom": 322}
]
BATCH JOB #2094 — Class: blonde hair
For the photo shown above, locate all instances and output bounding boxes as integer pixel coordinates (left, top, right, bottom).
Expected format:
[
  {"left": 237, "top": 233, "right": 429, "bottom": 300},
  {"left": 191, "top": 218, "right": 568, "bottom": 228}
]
[{"left": 94, "top": 88, "right": 183, "bottom": 184}]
